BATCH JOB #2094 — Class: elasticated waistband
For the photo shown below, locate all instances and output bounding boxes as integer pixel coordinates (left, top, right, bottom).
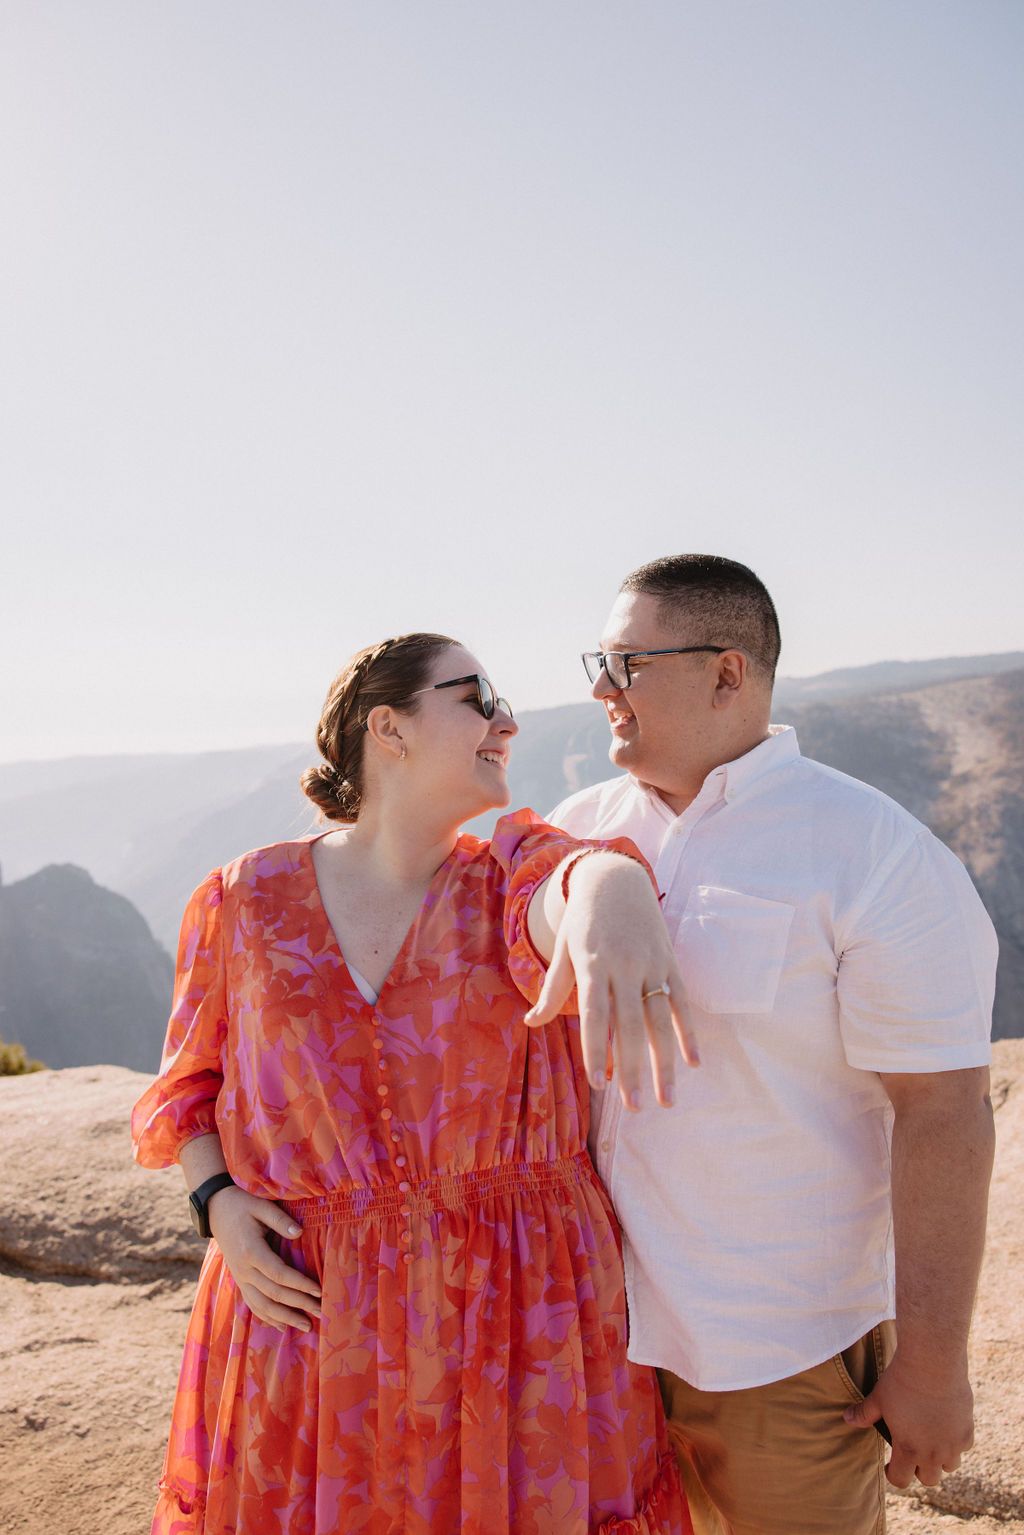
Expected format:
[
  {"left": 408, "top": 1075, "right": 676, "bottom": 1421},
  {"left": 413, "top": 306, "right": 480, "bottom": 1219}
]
[{"left": 282, "top": 1151, "right": 594, "bottom": 1227}]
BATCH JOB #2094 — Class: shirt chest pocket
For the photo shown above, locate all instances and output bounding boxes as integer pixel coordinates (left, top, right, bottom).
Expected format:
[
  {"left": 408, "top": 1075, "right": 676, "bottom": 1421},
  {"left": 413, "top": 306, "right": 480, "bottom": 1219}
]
[{"left": 675, "top": 885, "right": 795, "bottom": 1015}]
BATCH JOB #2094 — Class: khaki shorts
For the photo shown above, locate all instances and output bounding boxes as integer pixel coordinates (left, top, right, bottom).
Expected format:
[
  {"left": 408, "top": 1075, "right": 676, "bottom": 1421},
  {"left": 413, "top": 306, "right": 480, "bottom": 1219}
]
[{"left": 658, "top": 1321, "right": 896, "bottom": 1535}]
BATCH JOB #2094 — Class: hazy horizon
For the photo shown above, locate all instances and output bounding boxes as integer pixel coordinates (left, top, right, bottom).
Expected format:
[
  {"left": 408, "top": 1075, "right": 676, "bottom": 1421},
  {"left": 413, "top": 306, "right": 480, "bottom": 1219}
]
[{"left": 2, "top": 646, "right": 1023, "bottom": 771}]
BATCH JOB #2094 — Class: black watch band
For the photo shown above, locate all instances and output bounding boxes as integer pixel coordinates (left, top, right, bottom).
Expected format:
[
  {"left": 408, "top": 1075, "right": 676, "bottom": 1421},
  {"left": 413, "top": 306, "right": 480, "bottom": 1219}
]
[{"left": 188, "top": 1172, "right": 235, "bottom": 1239}]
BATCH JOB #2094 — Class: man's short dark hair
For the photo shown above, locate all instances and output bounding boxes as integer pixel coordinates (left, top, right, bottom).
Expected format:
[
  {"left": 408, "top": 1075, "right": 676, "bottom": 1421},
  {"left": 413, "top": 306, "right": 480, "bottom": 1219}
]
[{"left": 620, "top": 554, "right": 781, "bottom": 681}]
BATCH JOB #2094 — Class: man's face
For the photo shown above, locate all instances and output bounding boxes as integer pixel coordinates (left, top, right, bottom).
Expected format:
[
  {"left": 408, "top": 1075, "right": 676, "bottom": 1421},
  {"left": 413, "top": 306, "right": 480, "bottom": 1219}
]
[{"left": 592, "top": 590, "right": 719, "bottom": 794}]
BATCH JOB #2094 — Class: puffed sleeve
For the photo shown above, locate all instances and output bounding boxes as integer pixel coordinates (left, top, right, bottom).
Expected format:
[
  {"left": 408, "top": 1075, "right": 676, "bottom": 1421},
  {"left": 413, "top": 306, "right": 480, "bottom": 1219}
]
[
  {"left": 488, "top": 808, "right": 653, "bottom": 1009},
  {"left": 131, "top": 869, "right": 228, "bottom": 1168}
]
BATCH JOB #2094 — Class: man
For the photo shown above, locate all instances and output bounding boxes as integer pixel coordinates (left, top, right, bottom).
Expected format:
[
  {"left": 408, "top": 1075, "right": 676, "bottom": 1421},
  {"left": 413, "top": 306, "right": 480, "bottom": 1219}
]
[{"left": 528, "top": 554, "right": 997, "bottom": 1535}]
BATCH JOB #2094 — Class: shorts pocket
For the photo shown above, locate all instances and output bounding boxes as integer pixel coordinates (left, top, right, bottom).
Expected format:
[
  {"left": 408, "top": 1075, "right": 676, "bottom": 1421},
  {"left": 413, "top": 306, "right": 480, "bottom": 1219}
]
[
  {"left": 675, "top": 885, "right": 795, "bottom": 1014},
  {"left": 832, "top": 1348, "right": 866, "bottom": 1406}
]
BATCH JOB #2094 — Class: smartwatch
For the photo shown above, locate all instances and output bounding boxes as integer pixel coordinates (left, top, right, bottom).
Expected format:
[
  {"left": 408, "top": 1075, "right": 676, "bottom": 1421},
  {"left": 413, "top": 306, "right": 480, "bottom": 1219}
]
[{"left": 188, "top": 1172, "right": 236, "bottom": 1238}]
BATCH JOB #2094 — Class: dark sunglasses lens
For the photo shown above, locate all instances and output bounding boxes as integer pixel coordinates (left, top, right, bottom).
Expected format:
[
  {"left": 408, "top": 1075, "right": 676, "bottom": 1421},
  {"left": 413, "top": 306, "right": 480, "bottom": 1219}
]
[
  {"left": 496, "top": 697, "right": 513, "bottom": 720},
  {"left": 478, "top": 678, "right": 496, "bottom": 718}
]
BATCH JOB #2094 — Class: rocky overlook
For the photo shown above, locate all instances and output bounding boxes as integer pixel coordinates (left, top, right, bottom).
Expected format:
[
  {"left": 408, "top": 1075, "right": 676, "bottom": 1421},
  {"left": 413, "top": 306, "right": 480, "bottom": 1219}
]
[{"left": 0, "top": 1050, "right": 1022, "bottom": 1535}]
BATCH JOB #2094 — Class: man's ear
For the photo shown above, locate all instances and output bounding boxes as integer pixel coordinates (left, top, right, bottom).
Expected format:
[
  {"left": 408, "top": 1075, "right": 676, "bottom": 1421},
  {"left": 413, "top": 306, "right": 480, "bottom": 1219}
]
[
  {"left": 711, "top": 649, "right": 748, "bottom": 708},
  {"left": 364, "top": 705, "right": 407, "bottom": 760}
]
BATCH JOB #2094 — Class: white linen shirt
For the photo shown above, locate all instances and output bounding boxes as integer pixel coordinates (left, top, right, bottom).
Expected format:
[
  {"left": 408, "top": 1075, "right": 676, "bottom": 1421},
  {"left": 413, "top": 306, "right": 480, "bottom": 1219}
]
[{"left": 550, "top": 726, "right": 996, "bottom": 1391}]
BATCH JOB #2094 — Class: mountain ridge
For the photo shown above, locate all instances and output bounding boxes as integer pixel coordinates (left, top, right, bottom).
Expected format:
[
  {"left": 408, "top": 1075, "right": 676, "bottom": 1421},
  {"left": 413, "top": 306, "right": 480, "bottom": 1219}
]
[{"left": 2, "top": 651, "right": 1021, "bottom": 1048}]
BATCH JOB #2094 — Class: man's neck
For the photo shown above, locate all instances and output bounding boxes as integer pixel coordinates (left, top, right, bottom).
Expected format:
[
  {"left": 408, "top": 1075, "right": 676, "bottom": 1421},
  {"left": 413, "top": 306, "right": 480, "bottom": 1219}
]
[{"left": 641, "top": 726, "right": 774, "bottom": 817}]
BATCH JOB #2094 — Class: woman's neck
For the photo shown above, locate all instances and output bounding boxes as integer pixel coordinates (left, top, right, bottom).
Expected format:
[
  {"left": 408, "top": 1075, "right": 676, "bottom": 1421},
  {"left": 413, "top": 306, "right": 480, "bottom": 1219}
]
[{"left": 327, "top": 801, "right": 458, "bottom": 889}]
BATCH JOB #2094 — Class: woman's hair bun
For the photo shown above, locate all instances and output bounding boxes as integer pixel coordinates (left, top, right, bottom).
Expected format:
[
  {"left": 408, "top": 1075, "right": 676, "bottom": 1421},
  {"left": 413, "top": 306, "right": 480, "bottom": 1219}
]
[{"left": 300, "top": 632, "right": 459, "bottom": 823}]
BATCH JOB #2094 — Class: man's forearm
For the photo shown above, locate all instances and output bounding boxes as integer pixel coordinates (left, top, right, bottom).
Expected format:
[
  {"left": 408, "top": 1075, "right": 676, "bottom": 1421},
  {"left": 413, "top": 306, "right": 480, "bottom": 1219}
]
[{"left": 882, "top": 1067, "right": 995, "bottom": 1373}]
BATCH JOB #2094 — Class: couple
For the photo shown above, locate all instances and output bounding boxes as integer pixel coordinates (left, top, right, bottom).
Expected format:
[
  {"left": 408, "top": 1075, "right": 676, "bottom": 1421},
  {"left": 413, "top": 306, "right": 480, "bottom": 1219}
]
[{"left": 133, "top": 554, "right": 996, "bottom": 1535}]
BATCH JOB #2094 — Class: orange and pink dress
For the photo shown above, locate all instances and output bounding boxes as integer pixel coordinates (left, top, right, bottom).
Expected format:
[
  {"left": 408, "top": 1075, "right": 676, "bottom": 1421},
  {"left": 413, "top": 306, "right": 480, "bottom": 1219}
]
[{"left": 132, "top": 811, "right": 689, "bottom": 1535}]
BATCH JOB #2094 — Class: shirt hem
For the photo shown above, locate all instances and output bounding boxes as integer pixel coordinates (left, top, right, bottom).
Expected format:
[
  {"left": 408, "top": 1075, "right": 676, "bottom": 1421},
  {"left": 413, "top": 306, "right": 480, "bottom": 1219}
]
[{"left": 627, "top": 1310, "right": 896, "bottom": 1392}]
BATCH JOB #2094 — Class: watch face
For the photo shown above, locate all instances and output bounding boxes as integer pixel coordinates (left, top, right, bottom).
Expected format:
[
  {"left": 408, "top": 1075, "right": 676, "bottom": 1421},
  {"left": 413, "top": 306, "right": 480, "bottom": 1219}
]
[{"left": 189, "top": 1191, "right": 208, "bottom": 1238}]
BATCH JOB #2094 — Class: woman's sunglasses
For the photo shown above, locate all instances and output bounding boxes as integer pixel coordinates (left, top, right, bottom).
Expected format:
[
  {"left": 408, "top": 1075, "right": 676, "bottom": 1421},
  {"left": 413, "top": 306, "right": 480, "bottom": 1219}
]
[{"left": 411, "top": 674, "right": 514, "bottom": 720}]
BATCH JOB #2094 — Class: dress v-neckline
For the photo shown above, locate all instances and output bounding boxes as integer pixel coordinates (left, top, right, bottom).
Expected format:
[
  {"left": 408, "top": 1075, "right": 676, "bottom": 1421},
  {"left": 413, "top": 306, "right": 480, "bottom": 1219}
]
[{"left": 302, "top": 834, "right": 462, "bottom": 1004}]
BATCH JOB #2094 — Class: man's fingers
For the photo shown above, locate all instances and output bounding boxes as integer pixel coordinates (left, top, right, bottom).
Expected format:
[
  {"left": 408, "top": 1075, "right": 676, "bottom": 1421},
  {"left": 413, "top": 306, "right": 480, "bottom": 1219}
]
[
  {"left": 666, "top": 956, "right": 700, "bottom": 1068},
  {"left": 885, "top": 1449, "right": 917, "bottom": 1490}
]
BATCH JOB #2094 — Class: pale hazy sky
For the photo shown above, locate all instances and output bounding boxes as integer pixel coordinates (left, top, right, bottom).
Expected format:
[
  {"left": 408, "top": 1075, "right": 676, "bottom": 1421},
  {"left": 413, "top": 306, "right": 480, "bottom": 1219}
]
[{"left": 3, "top": 1, "right": 1022, "bottom": 762}]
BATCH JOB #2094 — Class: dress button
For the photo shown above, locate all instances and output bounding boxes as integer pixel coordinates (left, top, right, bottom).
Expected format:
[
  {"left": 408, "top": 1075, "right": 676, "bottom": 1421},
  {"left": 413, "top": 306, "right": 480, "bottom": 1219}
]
[
  {"left": 381, "top": 1108, "right": 393, "bottom": 1121},
  {"left": 377, "top": 1059, "right": 387, "bottom": 1072},
  {"left": 400, "top": 1205, "right": 413, "bottom": 1217},
  {"left": 377, "top": 1084, "right": 388, "bottom": 1097},
  {"left": 391, "top": 1130, "right": 401, "bottom": 1142},
  {"left": 398, "top": 1181, "right": 410, "bottom": 1192},
  {"left": 400, "top": 1229, "right": 412, "bottom": 1244},
  {"left": 372, "top": 1036, "right": 384, "bottom": 1050},
  {"left": 402, "top": 1253, "right": 413, "bottom": 1266},
  {"left": 395, "top": 1155, "right": 407, "bottom": 1167},
  {"left": 601, "top": 1140, "right": 611, "bottom": 1152}
]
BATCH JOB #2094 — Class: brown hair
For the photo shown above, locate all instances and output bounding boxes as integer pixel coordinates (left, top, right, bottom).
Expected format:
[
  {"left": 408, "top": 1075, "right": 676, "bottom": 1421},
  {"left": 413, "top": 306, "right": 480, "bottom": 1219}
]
[
  {"left": 621, "top": 554, "right": 781, "bottom": 681},
  {"left": 300, "top": 632, "right": 459, "bottom": 821}
]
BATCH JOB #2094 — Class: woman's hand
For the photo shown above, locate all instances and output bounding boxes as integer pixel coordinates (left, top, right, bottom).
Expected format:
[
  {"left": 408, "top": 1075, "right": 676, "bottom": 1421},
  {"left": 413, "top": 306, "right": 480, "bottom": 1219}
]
[
  {"left": 207, "top": 1186, "right": 323, "bottom": 1331},
  {"left": 525, "top": 851, "right": 698, "bottom": 1109}
]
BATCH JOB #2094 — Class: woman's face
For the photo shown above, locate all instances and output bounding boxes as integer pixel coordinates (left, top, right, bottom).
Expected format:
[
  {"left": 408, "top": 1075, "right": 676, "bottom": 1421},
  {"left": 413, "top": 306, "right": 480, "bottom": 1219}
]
[{"left": 399, "top": 646, "right": 518, "bottom": 823}]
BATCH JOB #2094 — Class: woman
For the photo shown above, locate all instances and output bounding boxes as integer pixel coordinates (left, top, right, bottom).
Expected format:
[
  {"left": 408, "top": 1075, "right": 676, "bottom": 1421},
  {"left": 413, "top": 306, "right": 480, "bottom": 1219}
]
[{"left": 133, "top": 632, "right": 694, "bottom": 1535}]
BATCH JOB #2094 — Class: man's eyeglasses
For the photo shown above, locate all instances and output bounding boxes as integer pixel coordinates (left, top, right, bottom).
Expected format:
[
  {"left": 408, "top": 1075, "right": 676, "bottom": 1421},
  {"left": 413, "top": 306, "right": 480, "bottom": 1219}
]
[
  {"left": 411, "top": 674, "right": 514, "bottom": 720},
  {"left": 582, "top": 648, "right": 729, "bottom": 691}
]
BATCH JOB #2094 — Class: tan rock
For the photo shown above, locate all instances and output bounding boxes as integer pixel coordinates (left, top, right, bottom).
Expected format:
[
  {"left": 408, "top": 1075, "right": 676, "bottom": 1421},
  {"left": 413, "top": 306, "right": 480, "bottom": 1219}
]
[
  {"left": 0, "top": 1065, "right": 201, "bottom": 1282},
  {"left": 0, "top": 1052, "right": 1021, "bottom": 1535}
]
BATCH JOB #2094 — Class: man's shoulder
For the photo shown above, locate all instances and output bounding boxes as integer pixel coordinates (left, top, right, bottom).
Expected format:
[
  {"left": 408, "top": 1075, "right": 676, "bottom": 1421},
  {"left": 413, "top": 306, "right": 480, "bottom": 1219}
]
[{"left": 781, "top": 749, "right": 928, "bottom": 834}]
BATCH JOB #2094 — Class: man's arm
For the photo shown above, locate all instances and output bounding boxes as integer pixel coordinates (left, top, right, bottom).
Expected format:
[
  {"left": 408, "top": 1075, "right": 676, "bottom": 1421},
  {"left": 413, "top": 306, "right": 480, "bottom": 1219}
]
[{"left": 844, "top": 1066, "right": 994, "bottom": 1487}]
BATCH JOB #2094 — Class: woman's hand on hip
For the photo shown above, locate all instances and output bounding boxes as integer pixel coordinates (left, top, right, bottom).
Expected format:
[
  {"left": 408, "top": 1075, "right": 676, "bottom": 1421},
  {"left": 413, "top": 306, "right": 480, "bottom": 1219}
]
[{"left": 207, "top": 1186, "right": 323, "bottom": 1330}]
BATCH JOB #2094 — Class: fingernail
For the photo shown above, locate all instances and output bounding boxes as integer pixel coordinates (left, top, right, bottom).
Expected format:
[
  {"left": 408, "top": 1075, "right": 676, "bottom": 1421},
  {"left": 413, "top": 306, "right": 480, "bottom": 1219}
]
[
  {"left": 663, "top": 1084, "right": 676, "bottom": 1106},
  {"left": 629, "top": 1090, "right": 641, "bottom": 1112},
  {"left": 288, "top": 1224, "right": 301, "bottom": 1237}
]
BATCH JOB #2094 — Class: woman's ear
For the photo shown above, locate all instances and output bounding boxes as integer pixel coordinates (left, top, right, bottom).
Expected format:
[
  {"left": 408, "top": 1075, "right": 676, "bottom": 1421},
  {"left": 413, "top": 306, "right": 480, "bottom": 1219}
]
[{"left": 364, "top": 705, "right": 407, "bottom": 760}]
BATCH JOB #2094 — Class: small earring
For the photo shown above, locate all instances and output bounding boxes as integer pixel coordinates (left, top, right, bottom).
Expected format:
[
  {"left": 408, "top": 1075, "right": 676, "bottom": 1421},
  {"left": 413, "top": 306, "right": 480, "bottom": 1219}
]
[{"left": 400, "top": 746, "right": 407, "bottom": 760}]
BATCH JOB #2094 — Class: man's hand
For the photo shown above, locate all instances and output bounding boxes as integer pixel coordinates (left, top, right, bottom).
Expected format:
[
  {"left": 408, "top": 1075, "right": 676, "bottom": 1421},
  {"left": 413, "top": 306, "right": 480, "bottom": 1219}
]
[
  {"left": 844, "top": 1352, "right": 974, "bottom": 1487},
  {"left": 208, "top": 1186, "right": 323, "bottom": 1331},
  {"left": 525, "top": 852, "right": 698, "bottom": 1108}
]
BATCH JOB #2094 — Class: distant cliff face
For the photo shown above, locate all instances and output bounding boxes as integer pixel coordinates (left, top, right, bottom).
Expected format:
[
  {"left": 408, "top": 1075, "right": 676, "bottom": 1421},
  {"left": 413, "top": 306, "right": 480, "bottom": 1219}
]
[{"left": 0, "top": 865, "right": 174, "bottom": 1071}]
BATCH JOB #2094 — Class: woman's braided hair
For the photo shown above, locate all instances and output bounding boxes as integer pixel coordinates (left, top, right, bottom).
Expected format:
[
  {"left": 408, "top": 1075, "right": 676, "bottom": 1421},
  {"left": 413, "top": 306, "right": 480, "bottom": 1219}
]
[{"left": 300, "top": 633, "right": 459, "bottom": 822}]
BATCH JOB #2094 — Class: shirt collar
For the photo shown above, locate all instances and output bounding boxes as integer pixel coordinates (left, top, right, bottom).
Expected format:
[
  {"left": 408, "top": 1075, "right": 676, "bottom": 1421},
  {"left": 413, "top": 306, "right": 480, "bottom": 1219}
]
[{"left": 632, "top": 724, "right": 800, "bottom": 821}]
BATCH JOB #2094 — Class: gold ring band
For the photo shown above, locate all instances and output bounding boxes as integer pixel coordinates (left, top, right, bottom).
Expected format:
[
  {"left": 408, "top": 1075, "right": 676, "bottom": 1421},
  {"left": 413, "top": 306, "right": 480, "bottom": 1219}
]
[{"left": 641, "top": 984, "right": 671, "bottom": 1002}]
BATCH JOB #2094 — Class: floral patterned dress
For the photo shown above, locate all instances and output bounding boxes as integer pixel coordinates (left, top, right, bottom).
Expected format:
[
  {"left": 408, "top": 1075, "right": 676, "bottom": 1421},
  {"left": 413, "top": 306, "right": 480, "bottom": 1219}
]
[{"left": 132, "top": 811, "right": 689, "bottom": 1535}]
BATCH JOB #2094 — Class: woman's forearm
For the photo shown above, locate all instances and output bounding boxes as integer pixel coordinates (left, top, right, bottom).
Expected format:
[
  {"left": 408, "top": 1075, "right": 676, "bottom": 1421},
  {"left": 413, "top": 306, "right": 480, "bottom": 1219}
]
[{"left": 178, "top": 1130, "right": 229, "bottom": 1191}]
